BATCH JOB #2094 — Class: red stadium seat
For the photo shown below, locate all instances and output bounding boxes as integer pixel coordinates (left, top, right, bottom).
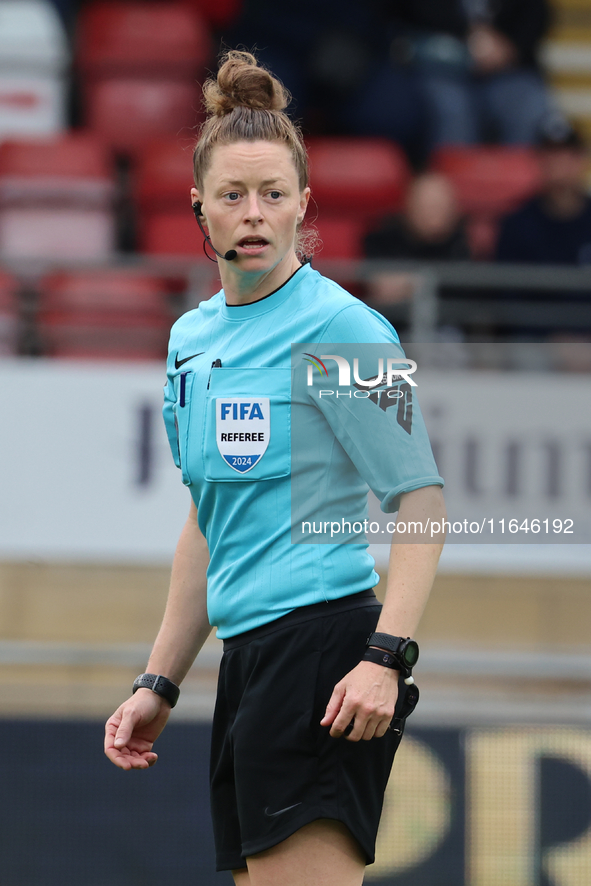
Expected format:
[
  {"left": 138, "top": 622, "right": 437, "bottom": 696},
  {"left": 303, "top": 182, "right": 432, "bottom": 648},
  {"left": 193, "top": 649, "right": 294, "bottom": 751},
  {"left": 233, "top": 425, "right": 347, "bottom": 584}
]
[
  {"left": 314, "top": 216, "right": 366, "bottom": 260},
  {"left": 307, "top": 138, "right": 411, "bottom": 221},
  {"left": 136, "top": 139, "right": 195, "bottom": 212},
  {"left": 0, "top": 268, "right": 19, "bottom": 355},
  {"left": 77, "top": 1, "right": 211, "bottom": 78},
  {"left": 430, "top": 146, "right": 541, "bottom": 217},
  {"left": 0, "top": 131, "right": 110, "bottom": 179},
  {"left": 141, "top": 211, "right": 207, "bottom": 257},
  {"left": 40, "top": 269, "right": 170, "bottom": 312},
  {"left": 38, "top": 270, "right": 174, "bottom": 359},
  {"left": 184, "top": 0, "right": 243, "bottom": 28},
  {"left": 77, "top": 3, "right": 210, "bottom": 156},
  {"left": 135, "top": 139, "right": 202, "bottom": 255},
  {"left": 0, "top": 133, "right": 115, "bottom": 259},
  {"left": 84, "top": 79, "right": 202, "bottom": 156},
  {"left": 0, "top": 268, "right": 17, "bottom": 306}
]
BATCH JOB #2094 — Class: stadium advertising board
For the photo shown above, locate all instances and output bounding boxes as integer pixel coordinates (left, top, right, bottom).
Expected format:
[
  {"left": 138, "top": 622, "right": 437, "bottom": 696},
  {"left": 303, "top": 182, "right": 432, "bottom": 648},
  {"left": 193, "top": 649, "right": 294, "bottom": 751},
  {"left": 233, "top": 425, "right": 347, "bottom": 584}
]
[
  {"left": 3, "top": 720, "right": 591, "bottom": 885},
  {"left": 0, "top": 358, "right": 590, "bottom": 564}
]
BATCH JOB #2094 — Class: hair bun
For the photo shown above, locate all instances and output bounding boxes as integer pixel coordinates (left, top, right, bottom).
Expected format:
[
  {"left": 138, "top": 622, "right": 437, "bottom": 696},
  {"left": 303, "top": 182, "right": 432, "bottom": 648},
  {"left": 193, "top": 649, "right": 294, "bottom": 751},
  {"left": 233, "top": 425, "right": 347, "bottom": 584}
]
[{"left": 203, "top": 50, "right": 289, "bottom": 117}]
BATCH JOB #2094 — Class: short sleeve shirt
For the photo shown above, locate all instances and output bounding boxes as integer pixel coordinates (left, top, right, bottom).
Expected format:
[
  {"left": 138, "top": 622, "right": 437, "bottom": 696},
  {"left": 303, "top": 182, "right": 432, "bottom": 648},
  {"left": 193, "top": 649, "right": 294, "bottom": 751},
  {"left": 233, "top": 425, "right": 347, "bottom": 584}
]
[{"left": 163, "top": 263, "right": 443, "bottom": 638}]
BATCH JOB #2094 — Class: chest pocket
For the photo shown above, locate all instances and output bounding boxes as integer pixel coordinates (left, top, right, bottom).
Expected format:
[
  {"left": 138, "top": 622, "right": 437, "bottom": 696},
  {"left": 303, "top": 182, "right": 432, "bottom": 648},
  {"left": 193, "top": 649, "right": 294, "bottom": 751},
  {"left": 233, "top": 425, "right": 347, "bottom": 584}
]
[{"left": 201, "top": 367, "right": 291, "bottom": 482}]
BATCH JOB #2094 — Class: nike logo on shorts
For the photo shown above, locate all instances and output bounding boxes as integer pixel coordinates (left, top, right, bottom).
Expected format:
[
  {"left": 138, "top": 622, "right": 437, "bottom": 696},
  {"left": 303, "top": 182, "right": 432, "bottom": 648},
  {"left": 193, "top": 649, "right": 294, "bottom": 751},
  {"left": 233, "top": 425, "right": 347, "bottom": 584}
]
[
  {"left": 264, "top": 802, "right": 303, "bottom": 818},
  {"left": 175, "top": 351, "right": 204, "bottom": 370}
]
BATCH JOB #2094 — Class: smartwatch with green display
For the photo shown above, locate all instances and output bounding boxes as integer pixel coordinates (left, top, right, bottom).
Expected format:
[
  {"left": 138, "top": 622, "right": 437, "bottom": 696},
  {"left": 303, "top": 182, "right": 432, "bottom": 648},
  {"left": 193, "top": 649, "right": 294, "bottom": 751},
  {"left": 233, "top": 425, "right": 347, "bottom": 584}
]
[{"left": 365, "top": 633, "right": 419, "bottom": 683}]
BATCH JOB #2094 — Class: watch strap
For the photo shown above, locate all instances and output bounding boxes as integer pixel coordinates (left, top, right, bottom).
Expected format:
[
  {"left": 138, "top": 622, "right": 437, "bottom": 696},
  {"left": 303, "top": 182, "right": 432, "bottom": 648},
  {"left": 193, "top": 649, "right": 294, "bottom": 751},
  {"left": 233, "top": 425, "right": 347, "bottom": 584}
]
[
  {"left": 133, "top": 673, "right": 180, "bottom": 708},
  {"left": 367, "top": 632, "right": 405, "bottom": 655},
  {"left": 362, "top": 646, "right": 400, "bottom": 669}
]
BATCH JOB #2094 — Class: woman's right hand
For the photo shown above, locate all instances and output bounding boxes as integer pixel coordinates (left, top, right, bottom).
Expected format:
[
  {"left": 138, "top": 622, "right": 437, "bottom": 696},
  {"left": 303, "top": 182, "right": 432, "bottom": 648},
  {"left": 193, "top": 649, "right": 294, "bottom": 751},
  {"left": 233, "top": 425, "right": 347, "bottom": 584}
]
[{"left": 104, "top": 688, "right": 172, "bottom": 770}]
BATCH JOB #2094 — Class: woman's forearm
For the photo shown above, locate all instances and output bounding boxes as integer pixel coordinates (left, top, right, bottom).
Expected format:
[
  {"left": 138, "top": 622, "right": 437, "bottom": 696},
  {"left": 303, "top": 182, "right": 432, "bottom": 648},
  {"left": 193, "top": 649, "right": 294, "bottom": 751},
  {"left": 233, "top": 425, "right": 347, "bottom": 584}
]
[
  {"left": 145, "top": 501, "right": 211, "bottom": 685},
  {"left": 375, "top": 485, "right": 446, "bottom": 638},
  {"left": 321, "top": 485, "right": 446, "bottom": 740}
]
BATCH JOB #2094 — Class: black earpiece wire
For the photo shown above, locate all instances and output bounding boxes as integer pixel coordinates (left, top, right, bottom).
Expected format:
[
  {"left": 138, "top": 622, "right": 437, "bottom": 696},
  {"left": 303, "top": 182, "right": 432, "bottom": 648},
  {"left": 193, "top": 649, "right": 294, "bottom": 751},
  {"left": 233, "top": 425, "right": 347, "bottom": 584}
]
[{"left": 192, "top": 202, "right": 238, "bottom": 262}]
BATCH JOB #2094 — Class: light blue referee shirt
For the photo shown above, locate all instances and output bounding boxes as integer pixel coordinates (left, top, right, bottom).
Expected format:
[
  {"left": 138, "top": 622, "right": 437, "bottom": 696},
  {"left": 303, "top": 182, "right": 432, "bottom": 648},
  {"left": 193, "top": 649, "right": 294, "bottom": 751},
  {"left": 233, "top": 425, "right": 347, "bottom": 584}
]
[{"left": 163, "top": 262, "right": 443, "bottom": 638}]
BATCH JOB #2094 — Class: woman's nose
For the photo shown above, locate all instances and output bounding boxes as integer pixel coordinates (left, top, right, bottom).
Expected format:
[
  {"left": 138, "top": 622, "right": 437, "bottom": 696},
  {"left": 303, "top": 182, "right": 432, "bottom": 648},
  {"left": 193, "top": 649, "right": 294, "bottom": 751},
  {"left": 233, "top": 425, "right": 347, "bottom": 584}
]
[{"left": 244, "top": 195, "right": 263, "bottom": 223}]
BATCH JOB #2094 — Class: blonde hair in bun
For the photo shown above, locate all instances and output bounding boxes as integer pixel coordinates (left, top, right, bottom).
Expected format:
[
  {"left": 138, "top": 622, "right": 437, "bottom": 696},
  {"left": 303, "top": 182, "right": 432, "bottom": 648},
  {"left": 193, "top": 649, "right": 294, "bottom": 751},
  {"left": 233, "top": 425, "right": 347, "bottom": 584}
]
[{"left": 193, "top": 50, "right": 309, "bottom": 194}]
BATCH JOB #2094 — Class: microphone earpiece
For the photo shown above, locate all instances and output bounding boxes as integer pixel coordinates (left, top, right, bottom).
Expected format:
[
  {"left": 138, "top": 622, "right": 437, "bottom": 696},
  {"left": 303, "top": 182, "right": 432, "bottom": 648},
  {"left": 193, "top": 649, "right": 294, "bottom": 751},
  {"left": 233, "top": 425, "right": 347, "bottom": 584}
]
[{"left": 191, "top": 202, "right": 237, "bottom": 262}]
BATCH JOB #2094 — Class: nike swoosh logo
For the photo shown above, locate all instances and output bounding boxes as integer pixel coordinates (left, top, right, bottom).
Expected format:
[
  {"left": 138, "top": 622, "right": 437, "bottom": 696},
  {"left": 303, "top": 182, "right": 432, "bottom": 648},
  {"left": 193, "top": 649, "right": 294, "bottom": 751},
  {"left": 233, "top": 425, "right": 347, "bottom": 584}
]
[
  {"left": 174, "top": 351, "right": 204, "bottom": 370},
  {"left": 264, "top": 803, "right": 303, "bottom": 818}
]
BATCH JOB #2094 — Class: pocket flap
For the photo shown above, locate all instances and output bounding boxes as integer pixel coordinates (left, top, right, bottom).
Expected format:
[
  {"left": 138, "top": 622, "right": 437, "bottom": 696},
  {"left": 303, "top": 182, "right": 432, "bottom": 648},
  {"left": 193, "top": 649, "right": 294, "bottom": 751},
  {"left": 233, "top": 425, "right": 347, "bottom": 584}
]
[{"left": 202, "top": 367, "right": 291, "bottom": 482}]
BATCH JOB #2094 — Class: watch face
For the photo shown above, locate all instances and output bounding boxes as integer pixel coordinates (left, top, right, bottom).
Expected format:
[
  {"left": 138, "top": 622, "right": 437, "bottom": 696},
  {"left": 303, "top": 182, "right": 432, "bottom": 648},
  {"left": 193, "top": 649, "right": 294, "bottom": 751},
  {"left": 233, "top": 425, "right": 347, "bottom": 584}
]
[{"left": 402, "top": 640, "right": 419, "bottom": 668}]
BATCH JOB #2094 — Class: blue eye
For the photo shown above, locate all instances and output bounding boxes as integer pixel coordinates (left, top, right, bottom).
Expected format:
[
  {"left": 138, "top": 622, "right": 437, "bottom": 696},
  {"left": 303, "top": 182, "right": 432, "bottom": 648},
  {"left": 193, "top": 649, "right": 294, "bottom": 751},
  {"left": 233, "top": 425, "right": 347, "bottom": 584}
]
[
  {"left": 269, "top": 191, "right": 281, "bottom": 199},
  {"left": 226, "top": 192, "right": 240, "bottom": 201}
]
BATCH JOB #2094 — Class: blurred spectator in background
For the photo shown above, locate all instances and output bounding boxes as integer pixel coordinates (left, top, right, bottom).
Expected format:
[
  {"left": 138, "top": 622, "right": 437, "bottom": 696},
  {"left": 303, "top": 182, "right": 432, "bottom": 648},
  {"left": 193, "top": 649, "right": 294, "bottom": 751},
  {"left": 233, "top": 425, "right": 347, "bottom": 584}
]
[
  {"left": 364, "top": 172, "right": 469, "bottom": 305},
  {"left": 225, "top": 0, "right": 424, "bottom": 153},
  {"left": 365, "top": 172, "right": 470, "bottom": 261},
  {"left": 496, "top": 121, "right": 591, "bottom": 265},
  {"left": 386, "top": 0, "right": 554, "bottom": 150}
]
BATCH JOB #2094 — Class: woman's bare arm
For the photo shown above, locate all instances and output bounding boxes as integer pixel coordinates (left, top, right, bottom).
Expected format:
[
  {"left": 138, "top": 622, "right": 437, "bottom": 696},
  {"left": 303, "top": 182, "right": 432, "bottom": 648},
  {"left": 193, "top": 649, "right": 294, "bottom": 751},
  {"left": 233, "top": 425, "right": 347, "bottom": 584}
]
[
  {"left": 104, "top": 500, "right": 211, "bottom": 769},
  {"left": 374, "top": 484, "right": 446, "bottom": 638},
  {"left": 144, "top": 499, "right": 211, "bottom": 683},
  {"left": 321, "top": 485, "right": 446, "bottom": 741}
]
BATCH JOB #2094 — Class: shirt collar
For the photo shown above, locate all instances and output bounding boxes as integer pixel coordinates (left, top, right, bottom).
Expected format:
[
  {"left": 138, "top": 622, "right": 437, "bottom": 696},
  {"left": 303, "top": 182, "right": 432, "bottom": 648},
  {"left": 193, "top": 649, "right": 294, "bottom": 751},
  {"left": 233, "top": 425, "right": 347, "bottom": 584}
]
[{"left": 221, "top": 262, "right": 312, "bottom": 321}]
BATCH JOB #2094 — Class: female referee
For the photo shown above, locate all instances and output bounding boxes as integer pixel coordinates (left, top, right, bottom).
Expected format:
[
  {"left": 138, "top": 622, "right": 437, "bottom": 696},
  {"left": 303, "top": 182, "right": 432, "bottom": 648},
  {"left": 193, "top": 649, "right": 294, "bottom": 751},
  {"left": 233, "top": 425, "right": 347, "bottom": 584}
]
[{"left": 104, "top": 51, "right": 446, "bottom": 886}]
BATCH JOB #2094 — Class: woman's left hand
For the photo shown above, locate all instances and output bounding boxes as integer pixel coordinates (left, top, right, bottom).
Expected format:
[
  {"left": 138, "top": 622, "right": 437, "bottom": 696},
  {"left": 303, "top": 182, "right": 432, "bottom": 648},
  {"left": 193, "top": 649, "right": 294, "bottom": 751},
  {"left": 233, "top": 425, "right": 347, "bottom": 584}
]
[{"left": 320, "top": 661, "right": 399, "bottom": 741}]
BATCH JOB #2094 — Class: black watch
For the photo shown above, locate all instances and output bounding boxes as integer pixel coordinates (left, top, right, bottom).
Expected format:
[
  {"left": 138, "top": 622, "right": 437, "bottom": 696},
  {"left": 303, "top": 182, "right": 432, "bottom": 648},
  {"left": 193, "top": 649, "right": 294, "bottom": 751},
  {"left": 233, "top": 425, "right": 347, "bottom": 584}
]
[
  {"left": 132, "top": 673, "right": 180, "bottom": 708},
  {"left": 366, "top": 633, "right": 419, "bottom": 672}
]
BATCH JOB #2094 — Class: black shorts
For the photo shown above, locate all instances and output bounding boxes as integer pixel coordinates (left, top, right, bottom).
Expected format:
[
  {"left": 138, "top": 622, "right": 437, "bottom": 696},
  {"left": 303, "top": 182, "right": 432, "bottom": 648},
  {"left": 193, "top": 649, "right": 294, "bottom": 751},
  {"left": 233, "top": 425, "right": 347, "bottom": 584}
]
[{"left": 209, "top": 590, "right": 406, "bottom": 871}]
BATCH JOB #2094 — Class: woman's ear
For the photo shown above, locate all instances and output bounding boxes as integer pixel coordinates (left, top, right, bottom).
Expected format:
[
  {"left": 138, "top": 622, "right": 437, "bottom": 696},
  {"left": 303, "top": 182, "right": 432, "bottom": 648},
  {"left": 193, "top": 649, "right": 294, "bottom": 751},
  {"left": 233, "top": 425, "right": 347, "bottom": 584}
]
[
  {"left": 298, "top": 187, "right": 311, "bottom": 224},
  {"left": 190, "top": 187, "right": 203, "bottom": 215}
]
